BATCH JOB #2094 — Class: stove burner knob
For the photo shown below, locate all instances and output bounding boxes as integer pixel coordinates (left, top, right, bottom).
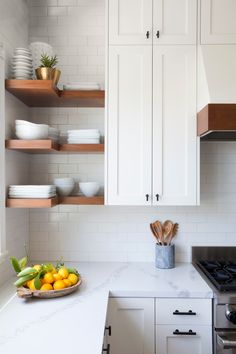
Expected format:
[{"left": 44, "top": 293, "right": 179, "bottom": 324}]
[{"left": 226, "top": 305, "right": 236, "bottom": 324}]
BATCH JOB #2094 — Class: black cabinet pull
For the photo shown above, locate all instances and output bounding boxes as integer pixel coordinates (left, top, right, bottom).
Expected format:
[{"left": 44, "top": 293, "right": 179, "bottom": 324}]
[
  {"left": 173, "top": 310, "right": 196, "bottom": 316},
  {"left": 156, "top": 30, "right": 160, "bottom": 38},
  {"left": 173, "top": 329, "right": 196, "bottom": 336},
  {"left": 103, "top": 344, "right": 110, "bottom": 353},
  {"left": 146, "top": 31, "right": 150, "bottom": 39},
  {"left": 145, "top": 194, "right": 149, "bottom": 201},
  {"left": 105, "top": 326, "right": 111, "bottom": 336},
  {"left": 155, "top": 194, "right": 159, "bottom": 201}
]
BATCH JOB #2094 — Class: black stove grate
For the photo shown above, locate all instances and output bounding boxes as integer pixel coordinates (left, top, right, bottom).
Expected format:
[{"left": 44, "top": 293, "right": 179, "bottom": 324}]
[{"left": 196, "top": 260, "right": 236, "bottom": 292}]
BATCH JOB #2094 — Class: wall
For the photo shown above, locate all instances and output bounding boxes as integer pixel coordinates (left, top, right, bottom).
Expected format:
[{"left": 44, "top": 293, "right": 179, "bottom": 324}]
[
  {"left": 27, "top": 0, "right": 236, "bottom": 264},
  {"left": 0, "top": 0, "right": 29, "bottom": 286}
]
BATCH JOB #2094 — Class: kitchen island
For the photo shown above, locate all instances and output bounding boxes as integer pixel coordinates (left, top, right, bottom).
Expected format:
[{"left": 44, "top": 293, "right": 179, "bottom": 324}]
[{"left": 0, "top": 262, "right": 213, "bottom": 354}]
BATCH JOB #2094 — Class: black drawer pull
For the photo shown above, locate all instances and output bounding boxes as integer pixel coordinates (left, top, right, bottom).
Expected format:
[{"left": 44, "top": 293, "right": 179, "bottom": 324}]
[
  {"left": 173, "top": 310, "right": 196, "bottom": 315},
  {"left": 105, "top": 326, "right": 111, "bottom": 336},
  {"left": 103, "top": 344, "right": 110, "bottom": 353},
  {"left": 173, "top": 329, "right": 196, "bottom": 336}
]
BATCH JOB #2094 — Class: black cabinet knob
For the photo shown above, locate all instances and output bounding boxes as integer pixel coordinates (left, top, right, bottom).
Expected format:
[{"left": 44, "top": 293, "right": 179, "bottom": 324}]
[
  {"left": 155, "top": 194, "right": 159, "bottom": 201},
  {"left": 103, "top": 344, "right": 110, "bottom": 353},
  {"left": 146, "top": 31, "right": 150, "bottom": 39},
  {"left": 156, "top": 30, "right": 160, "bottom": 38},
  {"left": 145, "top": 194, "right": 149, "bottom": 201}
]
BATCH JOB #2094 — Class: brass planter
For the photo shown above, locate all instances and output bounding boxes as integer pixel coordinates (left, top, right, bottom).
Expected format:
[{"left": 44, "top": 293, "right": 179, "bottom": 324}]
[{"left": 35, "top": 67, "right": 61, "bottom": 85}]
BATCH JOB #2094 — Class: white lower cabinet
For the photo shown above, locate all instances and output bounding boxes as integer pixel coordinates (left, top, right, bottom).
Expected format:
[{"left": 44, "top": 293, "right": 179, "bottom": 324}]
[
  {"left": 107, "top": 297, "right": 155, "bottom": 354},
  {"left": 156, "top": 325, "right": 212, "bottom": 354},
  {"left": 106, "top": 297, "right": 212, "bottom": 354}
]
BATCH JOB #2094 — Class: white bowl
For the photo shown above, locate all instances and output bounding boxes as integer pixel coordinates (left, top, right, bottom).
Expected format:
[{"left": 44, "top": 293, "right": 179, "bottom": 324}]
[
  {"left": 54, "top": 178, "right": 75, "bottom": 196},
  {"left": 79, "top": 182, "right": 100, "bottom": 197},
  {"left": 15, "top": 124, "right": 48, "bottom": 140}
]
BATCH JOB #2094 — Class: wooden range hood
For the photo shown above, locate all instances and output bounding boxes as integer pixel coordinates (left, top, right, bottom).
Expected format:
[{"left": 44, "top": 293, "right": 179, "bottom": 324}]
[{"left": 197, "top": 104, "right": 236, "bottom": 140}]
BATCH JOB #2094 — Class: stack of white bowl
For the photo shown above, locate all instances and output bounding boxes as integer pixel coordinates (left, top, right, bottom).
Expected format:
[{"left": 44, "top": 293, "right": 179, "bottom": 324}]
[
  {"left": 15, "top": 120, "right": 60, "bottom": 141},
  {"left": 12, "top": 48, "right": 33, "bottom": 80},
  {"left": 67, "top": 129, "right": 100, "bottom": 144},
  {"left": 53, "top": 178, "right": 75, "bottom": 196},
  {"left": 9, "top": 185, "right": 56, "bottom": 199}
]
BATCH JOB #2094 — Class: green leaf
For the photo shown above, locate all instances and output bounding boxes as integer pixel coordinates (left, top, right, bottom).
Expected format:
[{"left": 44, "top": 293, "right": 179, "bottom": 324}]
[
  {"left": 34, "top": 276, "right": 42, "bottom": 290},
  {"left": 17, "top": 267, "right": 37, "bottom": 277},
  {"left": 18, "top": 256, "right": 27, "bottom": 269},
  {"left": 67, "top": 267, "right": 79, "bottom": 276},
  {"left": 14, "top": 273, "right": 37, "bottom": 288},
  {"left": 10, "top": 257, "right": 21, "bottom": 274},
  {"left": 40, "top": 53, "right": 58, "bottom": 68}
]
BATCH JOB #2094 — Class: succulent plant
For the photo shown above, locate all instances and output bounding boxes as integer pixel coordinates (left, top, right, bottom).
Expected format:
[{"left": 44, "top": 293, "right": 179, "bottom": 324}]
[{"left": 40, "top": 53, "right": 58, "bottom": 68}]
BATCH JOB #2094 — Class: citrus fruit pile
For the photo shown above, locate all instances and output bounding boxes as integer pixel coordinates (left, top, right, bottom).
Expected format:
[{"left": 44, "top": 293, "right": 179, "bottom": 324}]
[{"left": 10, "top": 257, "right": 80, "bottom": 291}]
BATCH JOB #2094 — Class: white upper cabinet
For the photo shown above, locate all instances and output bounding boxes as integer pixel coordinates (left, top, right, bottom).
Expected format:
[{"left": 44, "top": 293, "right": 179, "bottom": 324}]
[
  {"left": 153, "top": 46, "right": 197, "bottom": 205},
  {"left": 109, "top": 0, "right": 197, "bottom": 45},
  {"left": 153, "top": 0, "right": 197, "bottom": 44},
  {"left": 107, "top": 46, "right": 152, "bottom": 205},
  {"left": 109, "top": 0, "right": 153, "bottom": 45},
  {"left": 201, "top": 0, "right": 236, "bottom": 44}
]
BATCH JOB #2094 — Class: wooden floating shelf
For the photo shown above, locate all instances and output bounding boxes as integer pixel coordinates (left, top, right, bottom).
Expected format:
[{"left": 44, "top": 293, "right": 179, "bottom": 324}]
[
  {"left": 5, "top": 80, "right": 105, "bottom": 107},
  {"left": 6, "top": 195, "right": 104, "bottom": 208},
  {"left": 5, "top": 140, "right": 104, "bottom": 153},
  {"left": 59, "top": 196, "right": 104, "bottom": 205},
  {"left": 6, "top": 197, "right": 59, "bottom": 208}
]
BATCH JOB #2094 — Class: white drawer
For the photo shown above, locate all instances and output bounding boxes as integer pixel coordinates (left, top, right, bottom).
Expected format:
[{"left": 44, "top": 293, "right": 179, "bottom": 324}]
[{"left": 155, "top": 298, "right": 212, "bottom": 325}]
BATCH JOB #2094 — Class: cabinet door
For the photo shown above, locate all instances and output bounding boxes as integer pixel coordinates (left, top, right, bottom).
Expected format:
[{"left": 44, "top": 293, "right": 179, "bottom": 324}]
[
  {"left": 109, "top": 0, "right": 153, "bottom": 45},
  {"left": 106, "top": 46, "right": 152, "bottom": 205},
  {"left": 153, "top": 0, "right": 197, "bottom": 44},
  {"left": 107, "top": 298, "right": 155, "bottom": 354},
  {"left": 156, "top": 325, "right": 212, "bottom": 354},
  {"left": 201, "top": 0, "right": 236, "bottom": 44},
  {"left": 153, "top": 46, "right": 198, "bottom": 205}
]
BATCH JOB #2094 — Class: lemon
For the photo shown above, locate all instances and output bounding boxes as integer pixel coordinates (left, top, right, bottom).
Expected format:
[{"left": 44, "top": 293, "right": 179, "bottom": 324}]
[
  {"left": 53, "top": 280, "right": 66, "bottom": 290},
  {"left": 26, "top": 280, "right": 32, "bottom": 288},
  {"left": 43, "top": 272, "right": 54, "bottom": 284},
  {"left": 68, "top": 274, "right": 78, "bottom": 285},
  {"left": 51, "top": 266, "right": 57, "bottom": 274},
  {"left": 28, "top": 279, "right": 38, "bottom": 290},
  {"left": 53, "top": 272, "right": 63, "bottom": 281},
  {"left": 33, "top": 264, "right": 41, "bottom": 272},
  {"left": 40, "top": 283, "right": 53, "bottom": 291},
  {"left": 63, "top": 279, "right": 72, "bottom": 288},
  {"left": 58, "top": 267, "right": 69, "bottom": 279}
]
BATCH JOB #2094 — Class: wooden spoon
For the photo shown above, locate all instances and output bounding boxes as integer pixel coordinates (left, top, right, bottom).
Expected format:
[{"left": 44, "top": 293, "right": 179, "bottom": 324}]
[
  {"left": 153, "top": 220, "right": 164, "bottom": 245},
  {"left": 168, "top": 223, "right": 179, "bottom": 245},
  {"left": 150, "top": 223, "right": 160, "bottom": 244},
  {"left": 162, "top": 220, "right": 173, "bottom": 245}
]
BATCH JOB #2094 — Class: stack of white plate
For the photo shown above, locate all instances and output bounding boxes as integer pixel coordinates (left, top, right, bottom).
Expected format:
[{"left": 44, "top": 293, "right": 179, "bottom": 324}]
[
  {"left": 12, "top": 48, "right": 33, "bottom": 80},
  {"left": 29, "top": 42, "right": 53, "bottom": 71},
  {"left": 8, "top": 185, "right": 56, "bottom": 199},
  {"left": 67, "top": 129, "right": 100, "bottom": 144},
  {"left": 63, "top": 82, "right": 101, "bottom": 91}
]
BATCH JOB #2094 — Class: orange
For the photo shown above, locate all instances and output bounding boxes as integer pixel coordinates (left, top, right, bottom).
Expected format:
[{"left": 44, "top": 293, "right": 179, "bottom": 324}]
[
  {"left": 53, "top": 272, "right": 63, "bottom": 281},
  {"left": 67, "top": 274, "right": 78, "bottom": 285},
  {"left": 43, "top": 272, "right": 54, "bottom": 284},
  {"left": 40, "top": 283, "right": 53, "bottom": 291},
  {"left": 53, "top": 280, "right": 66, "bottom": 290},
  {"left": 58, "top": 267, "right": 69, "bottom": 279},
  {"left": 28, "top": 279, "right": 38, "bottom": 290},
  {"left": 63, "top": 279, "right": 72, "bottom": 288}
]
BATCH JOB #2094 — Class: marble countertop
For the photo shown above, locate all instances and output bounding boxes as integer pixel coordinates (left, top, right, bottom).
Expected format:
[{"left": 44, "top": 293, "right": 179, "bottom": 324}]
[{"left": 0, "top": 262, "right": 213, "bottom": 354}]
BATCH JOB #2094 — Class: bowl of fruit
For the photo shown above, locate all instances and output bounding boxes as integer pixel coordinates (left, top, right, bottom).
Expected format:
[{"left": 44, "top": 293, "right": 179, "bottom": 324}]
[{"left": 10, "top": 257, "right": 81, "bottom": 299}]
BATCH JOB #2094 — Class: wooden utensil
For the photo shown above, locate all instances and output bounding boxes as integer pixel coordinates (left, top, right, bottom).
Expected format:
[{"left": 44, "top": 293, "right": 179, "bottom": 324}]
[
  {"left": 150, "top": 223, "right": 160, "bottom": 244},
  {"left": 167, "top": 223, "right": 179, "bottom": 245},
  {"left": 162, "top": 220, "right": 173, "bottom": 245},
  {"left": 153, "top": 220, "right": 164, "bottom": 245}
]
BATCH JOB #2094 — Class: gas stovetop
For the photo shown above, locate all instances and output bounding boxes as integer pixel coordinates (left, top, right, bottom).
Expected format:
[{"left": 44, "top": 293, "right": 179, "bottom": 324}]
[{"left": 197, "top": 260, "right": 236, "bottom": 292}]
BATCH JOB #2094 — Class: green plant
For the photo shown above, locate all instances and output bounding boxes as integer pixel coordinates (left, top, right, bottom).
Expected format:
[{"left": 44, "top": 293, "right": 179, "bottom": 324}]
[{"left": 40, "top": 53, "right": 58, "bottom": 68}]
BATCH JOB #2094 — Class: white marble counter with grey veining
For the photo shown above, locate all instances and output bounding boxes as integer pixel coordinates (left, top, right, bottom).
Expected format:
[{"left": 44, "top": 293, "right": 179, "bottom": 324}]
[{"left": 0, "top": 262, "right": 213, "bottom": 354}]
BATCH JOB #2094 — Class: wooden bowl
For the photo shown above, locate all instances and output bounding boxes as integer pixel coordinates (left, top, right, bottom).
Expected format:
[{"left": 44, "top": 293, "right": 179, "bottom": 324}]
[{"left": 17, "top": 278, "right": 82, "bottom": 299}]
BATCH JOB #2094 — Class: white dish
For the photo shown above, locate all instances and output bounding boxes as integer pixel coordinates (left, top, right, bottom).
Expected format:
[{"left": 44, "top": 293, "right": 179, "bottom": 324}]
[
  {"left": 13, "top": 55, "right": 33, "bottom": 61},
  {"left": 79, "top": 182, "right": 100, "bottom": 197},
  {"left": 67, "top": 139, "right": 100, "bottom": 144},
  {"left": 68, "top": 129, "right": 100, "bottom": 134},
  {"left": 15, "top": 124, "right": 48, "bottom": 140}
]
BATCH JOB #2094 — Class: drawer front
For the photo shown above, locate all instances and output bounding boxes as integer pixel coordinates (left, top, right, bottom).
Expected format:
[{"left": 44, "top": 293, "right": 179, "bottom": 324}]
[{"left": 155, "top": 298, "right": 212, "bottom": 325}]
